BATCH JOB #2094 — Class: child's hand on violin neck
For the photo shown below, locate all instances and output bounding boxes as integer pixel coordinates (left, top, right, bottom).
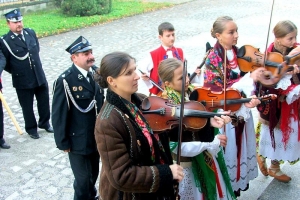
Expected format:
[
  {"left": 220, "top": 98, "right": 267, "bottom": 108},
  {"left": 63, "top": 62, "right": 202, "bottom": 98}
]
[
  {"left": 245, "top": 95, "right": 261, "bottom": 108},
  {"left": 210, "top": 113, "right": 231, "bottom": 129},
  {"left": 250, "top": 67, "right": 267, "bottom": 82},
  {"left": 288, "top": 46, "right": 300, "bottom": 56},
  {"left": 285, "top": 64, "right": 300, "bottom": 75}
]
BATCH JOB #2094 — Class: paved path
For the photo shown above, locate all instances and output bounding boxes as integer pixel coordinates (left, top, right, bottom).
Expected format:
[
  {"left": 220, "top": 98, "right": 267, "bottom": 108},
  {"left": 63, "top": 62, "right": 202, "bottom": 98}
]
[{"left": 1, "top": 0, "right": 300, "bottom": 199}]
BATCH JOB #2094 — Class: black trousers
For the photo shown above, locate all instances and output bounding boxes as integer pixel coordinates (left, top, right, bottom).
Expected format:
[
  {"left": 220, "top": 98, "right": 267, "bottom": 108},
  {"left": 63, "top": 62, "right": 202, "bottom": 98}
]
[
  {"left": 16, "top": 84, "right": 50, "bottom": 135},
  {"left": 68, "top": 151, "right": 100, "bottom": 200},
  {"left": 0, "top": 100, "right": 4, "bottom": 144}
]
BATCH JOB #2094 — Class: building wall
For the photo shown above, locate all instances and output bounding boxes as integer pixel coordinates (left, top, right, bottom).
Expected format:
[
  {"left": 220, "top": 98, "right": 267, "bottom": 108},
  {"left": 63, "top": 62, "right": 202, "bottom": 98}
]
[{"left": 0, "top": 1, "right": 55, "bottom": 16}]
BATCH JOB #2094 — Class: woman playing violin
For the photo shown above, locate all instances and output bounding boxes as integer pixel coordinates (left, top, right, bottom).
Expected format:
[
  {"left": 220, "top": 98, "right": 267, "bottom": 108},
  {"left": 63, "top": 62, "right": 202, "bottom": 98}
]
[
  {"left": 158, "top": 58, "right": 236, "bottom": 200},
  {"left": 94, "top": 52, "right": 184, "bottom": 200},
  {"left": 256, "top": 20, "right": 300, "bottom": 183},
  {"left": 203, "top": 16, "right": 262, "bottom": 197}
]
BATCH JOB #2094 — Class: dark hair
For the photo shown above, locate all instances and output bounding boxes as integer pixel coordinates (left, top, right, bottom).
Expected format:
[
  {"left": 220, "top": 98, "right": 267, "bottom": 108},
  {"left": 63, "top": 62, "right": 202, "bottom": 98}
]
[
  {"left": 211, "top": 16, "right": 233, "bottom": 38},
  {"left": 273, "top": 20, "right": 297, "bottom": 38},
  {"left": 158, "top": 22, "right": 175, "bottom": 36},
  {"left": 95, "top": 52, "right": 135, "bottom": 88}
]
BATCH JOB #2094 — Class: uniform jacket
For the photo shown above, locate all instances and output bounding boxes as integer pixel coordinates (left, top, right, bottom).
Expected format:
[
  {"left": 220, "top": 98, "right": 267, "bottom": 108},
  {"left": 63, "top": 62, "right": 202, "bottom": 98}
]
[
  {"left": 0, "top": 28, "right": 47, "bottom": 89},
  {"left": 0, "top": 48, "right": 6, "bottom": 90},
  {"left": 95, "top": 89, "right": 175, "bottom": 200},
  {"left": 52, "top": 65, "right": 104, "bottom": 155}
]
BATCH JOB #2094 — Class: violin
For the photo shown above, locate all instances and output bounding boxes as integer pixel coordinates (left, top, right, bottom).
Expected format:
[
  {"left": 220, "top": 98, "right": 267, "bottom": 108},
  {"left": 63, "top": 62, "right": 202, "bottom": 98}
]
[
  {"left": 189, "top": 87, "right": 277, "bottom": 112},
  {"left": 237, "top": 45, "right": 299, "bottom": 87},
  {"left": 140, "top": 96, "right": 238, "bottom": 132}
]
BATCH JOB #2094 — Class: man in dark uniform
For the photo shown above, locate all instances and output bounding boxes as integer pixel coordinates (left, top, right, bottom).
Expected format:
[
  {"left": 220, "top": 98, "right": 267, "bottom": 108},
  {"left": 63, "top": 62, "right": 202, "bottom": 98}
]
[
  {"left": 52, "top": 36, "right": 104, "bottom": 200},
  {"left": 0, "top": 47, "right": 10, "bottom": 149},
  {"left": 0, "top": 8, "right": 53, "bottom": 139}
]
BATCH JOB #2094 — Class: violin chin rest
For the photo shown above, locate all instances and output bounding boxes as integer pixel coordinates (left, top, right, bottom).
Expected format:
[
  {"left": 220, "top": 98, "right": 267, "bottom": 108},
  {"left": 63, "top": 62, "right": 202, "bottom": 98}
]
[
  {"left": 237, "top": 45, "right": 246, "bottom": 58},
  {"left": 141, "top": 98, "right": 151, "bottom": 111},
  {"left": 189, "top": 90, "right": 199, "bottom": 101}
]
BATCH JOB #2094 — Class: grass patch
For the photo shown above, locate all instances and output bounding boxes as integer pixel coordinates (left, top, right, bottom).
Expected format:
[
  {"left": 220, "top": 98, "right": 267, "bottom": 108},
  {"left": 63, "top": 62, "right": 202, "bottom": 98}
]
[{"left": 0, "top": 0, "right": 173, "bottom": 38}]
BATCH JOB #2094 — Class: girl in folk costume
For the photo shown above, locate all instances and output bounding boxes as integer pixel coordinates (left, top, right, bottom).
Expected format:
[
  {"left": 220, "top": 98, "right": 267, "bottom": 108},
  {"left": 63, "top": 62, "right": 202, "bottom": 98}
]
[
  {"left": 203, "top": 16, "right": 263, "bottom": 196},
  {"left": 256, "top": 20, "right": 300, "bottom": 183},
  {"left": 158, "top": 58, "right": 236, "bottom": 200},
  {"left": 94, "top": 52, "right": 184, "bottom": 200}
]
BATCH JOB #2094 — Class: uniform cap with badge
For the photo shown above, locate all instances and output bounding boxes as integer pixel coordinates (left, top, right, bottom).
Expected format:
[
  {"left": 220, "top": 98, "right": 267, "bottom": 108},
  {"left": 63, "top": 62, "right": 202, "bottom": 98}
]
[
  {"left": 66, "top": 36, "right": 92, "bottom": 55},
  {"left": 4, "top": 8, "right": 23, "bottom": 22}
]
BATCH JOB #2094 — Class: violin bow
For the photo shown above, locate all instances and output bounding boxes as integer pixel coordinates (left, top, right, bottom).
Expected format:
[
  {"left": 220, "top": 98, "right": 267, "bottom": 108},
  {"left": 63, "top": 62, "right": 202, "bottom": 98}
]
[
  {"left": 189, "top": 42, "right": 212, "bottom": 82},
  {"left": 259, "top": 0, "right": 275, "bottom": 95},
  {"left": 174, "top": 59, "right": 187, "bottom": 199},
  {"left": 223, "top": 47, "right": 227, "bottom": 138},
  {"left": 138, "top": 69, "right": 164, "bottom": 92}
]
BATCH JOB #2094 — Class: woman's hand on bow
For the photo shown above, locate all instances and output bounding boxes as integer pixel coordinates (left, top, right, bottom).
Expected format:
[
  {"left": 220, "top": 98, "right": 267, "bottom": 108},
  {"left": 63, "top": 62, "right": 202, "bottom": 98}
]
[{"left": 169, "top": 164, "right": 184, "bottom": 182}]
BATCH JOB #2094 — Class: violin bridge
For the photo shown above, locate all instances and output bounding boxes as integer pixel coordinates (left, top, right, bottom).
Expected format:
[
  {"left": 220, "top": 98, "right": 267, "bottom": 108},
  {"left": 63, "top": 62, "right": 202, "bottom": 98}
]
[{"left": 171, "top": 107, "right": 175, "bottom": 116}]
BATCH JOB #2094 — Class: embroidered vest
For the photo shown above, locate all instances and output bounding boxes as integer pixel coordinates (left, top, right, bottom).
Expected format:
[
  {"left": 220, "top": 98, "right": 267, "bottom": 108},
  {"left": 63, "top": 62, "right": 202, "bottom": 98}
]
[{"left": 149, "top": 46, "right": 183, "bottom": 95}]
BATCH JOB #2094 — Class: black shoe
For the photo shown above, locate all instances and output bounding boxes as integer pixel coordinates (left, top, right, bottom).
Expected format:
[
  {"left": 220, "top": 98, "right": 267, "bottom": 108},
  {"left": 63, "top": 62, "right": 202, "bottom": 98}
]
[
  {"left": 0, "top": 142, "right": 11, "bottom": 149},
  {"left": 29, "top": 133, "right": 40, "bottom": 139},
  {"left": 44, "top": 126, "right": 54, "bottom": 133}
]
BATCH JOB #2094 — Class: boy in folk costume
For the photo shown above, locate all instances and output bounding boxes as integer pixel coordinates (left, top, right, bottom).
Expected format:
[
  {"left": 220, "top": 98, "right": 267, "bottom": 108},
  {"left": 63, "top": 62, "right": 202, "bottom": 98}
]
[{"left": 140, "top": 22, "right": 184, "bottom": 95}]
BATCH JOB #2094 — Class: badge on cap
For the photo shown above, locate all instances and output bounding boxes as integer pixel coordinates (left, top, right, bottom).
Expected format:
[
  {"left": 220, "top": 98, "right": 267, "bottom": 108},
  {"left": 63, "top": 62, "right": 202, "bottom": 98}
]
[
  {"left": 4, "top": 8, "right": 23, "bottom": 22},
  {"left": 65, "top": 36, "right": 92, "bottom": 55}
]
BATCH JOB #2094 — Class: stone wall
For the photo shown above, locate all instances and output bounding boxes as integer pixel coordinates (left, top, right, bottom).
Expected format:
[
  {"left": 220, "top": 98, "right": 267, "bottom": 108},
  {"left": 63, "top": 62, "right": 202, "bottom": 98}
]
[{"left": 0, "top": 1, "right": 55, "bottom": 17}]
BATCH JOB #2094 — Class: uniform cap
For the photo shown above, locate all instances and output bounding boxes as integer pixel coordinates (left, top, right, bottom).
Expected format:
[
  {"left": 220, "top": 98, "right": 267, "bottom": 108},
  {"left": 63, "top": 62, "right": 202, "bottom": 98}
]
[
  {"left": 4, "top": 8, "right": 23, "bottom": 22},
  {"left": 66, "top": 36, "right": 92, "bottom": 54}
]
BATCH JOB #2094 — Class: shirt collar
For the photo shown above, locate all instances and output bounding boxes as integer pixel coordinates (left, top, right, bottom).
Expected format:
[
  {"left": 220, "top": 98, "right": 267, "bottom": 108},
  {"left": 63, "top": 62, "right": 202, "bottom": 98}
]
[
  {"left": 74, "top": 64, "right": 89, "bottom": 78},
  {"left": 162, "top": 44, "right": 173, "bottom": 51},
  {"left": 13, "top": 30, "right": 24, "bottom": 36}
]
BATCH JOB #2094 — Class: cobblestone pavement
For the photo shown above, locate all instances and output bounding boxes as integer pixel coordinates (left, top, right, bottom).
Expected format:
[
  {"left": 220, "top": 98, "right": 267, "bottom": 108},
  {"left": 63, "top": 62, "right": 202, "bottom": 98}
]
[{"left": 1, "top": 0, "right": 300, "bottom": 199}]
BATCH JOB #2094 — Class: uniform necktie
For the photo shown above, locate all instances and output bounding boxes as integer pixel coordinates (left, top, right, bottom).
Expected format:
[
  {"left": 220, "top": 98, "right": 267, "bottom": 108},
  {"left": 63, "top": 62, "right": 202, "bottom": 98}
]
[
  {"left": 18, "top": 34, "right": 25, "bottom": 43},
  {"left": 87, "top": 72, "right": 95, "bottom": 90}
]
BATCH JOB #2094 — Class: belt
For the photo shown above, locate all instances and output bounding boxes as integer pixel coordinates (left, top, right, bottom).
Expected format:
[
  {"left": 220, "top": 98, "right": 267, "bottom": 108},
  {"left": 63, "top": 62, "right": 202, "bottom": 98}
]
[
  {"left": 171, "top": 152, "right": 192, "bottom": 162},
  {"left": 173, "top": 160, "right": 192, "bottom": 168}
]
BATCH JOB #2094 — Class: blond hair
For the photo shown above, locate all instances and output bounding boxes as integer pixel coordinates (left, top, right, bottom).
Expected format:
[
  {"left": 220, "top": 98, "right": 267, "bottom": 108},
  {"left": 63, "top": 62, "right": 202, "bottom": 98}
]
[
  {"left": 158, "top": 58, "right": 183, "bottom": 83},
  {"left": 211, "top": 16, "right": 233, "bottom": 38},
  {"left": 273, "top": 20, "right": 297, "bottom": 38}
]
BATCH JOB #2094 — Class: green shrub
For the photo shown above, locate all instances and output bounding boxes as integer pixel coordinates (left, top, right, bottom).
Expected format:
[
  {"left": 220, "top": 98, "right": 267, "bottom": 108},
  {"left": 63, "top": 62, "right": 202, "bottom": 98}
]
[
  {"left": 53, "top": 0, "right": 63, "bottom": 7},
  {"left": 61, "top": 0, "right": 112, "bottom": 16}
]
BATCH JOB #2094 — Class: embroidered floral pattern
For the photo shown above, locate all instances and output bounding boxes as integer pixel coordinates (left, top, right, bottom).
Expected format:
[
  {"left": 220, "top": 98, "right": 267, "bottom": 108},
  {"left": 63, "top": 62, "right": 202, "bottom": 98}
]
[
  {"left": 125, "top": 101, "right": 164, "bottom": 163},
  {"left": 204, "top": 50, "right": 241, "bottom": 89}
]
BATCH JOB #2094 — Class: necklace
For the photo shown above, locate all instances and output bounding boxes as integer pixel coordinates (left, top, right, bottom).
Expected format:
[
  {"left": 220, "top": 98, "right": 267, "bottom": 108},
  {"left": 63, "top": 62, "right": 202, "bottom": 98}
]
[{"left": 226, "top": 49, "right": 238, "bottom": 69}]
